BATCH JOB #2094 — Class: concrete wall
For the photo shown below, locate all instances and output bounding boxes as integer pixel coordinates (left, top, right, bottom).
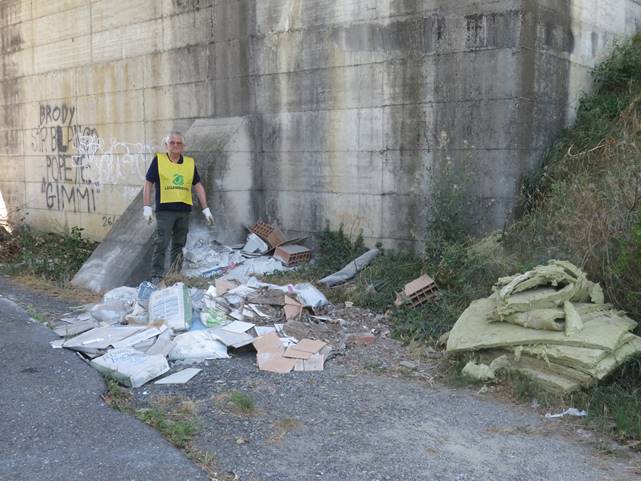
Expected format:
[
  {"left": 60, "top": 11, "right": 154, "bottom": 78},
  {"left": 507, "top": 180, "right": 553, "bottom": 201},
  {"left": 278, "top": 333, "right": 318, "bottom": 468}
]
[{"left": 0, "top": 0, "right": 639, "bottom": 247}]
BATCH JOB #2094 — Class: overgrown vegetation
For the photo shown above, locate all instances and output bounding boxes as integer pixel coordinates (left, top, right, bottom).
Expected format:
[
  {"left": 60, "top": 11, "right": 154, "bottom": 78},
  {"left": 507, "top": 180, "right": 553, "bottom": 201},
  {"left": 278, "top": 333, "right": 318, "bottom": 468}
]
[
  {"left": 506, "top": 34, "right": 641, "bottom": 323},
  {"left": 497, "top": 35, "right": 641, "bottom": 442},
  {"left": 0, "top": 225, "right": 96, "bottom": 285}
]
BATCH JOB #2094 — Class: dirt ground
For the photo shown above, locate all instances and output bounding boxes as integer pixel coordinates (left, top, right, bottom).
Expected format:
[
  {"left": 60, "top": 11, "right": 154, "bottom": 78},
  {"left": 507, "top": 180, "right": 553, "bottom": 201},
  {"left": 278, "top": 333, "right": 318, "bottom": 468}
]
[{"left": 2, "top": 275, "right": 641, "bottom": 481}]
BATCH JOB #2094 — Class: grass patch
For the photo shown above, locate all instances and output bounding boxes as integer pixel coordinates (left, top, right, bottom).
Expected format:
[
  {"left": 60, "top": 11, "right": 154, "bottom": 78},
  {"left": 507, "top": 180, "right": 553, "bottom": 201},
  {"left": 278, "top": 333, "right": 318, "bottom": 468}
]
[
  {"left": 136, "top": 406, "right": 199, "bottom": 448},
  {"left": 505, "top": 34, "right": 641, "bottom": 324},
  {"left": 12, "top": 274, "right": 101, "bottom": 304},
  {"left": 25, "top": 304, "right": 47, "bottom": 324},
  {"left": 102, "top": 383, "right": 228, "bottom": 478},
  {"left": 269, "top": 417, "right": 303, "bottom": 443},
  {"left": 215, "top": 390, "right": 256, "bottom": 416}
]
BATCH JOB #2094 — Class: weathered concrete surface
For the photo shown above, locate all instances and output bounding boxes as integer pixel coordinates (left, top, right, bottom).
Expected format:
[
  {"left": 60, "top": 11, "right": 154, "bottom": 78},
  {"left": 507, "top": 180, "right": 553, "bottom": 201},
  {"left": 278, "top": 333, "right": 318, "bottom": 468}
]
[
  {"left": 71, "top": 189, "right": 155, "bottom": 292},
  {"left": 72, "top": 116, "right": 255, "bottom": 291},
  {"left": 0, "top": 294, "right": 210, "bottom": 481},
  {"left": 0, "top": 1, "right": 640, "bottom": 247}
]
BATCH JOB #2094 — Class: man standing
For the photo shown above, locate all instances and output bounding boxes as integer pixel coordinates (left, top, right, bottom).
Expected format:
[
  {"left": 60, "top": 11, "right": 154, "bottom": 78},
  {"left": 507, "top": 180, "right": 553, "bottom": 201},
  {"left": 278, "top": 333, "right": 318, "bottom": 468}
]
[{"left": 143, "top": 131, "right": 214, "bottom": 282}]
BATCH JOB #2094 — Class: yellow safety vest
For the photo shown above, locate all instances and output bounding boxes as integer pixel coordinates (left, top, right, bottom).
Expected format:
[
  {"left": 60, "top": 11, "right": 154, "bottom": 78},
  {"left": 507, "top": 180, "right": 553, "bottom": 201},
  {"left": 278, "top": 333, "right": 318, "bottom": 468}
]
[{"left": 157, "top": 152, "right": 195, "bottom": 205}]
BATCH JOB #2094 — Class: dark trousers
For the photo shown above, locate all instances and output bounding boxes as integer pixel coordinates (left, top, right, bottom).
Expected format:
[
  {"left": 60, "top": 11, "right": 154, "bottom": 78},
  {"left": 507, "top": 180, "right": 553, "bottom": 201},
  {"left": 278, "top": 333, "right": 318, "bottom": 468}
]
[{"left": 151, "top": 210, "right": 190, "bottom": 278}]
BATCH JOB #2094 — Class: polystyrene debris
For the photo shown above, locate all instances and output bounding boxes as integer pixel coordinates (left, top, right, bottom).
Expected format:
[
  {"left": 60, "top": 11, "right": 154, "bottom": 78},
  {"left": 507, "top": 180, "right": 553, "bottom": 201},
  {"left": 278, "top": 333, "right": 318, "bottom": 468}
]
[{"left": 545, "top": 408, "right": 587, "bottom": 418}]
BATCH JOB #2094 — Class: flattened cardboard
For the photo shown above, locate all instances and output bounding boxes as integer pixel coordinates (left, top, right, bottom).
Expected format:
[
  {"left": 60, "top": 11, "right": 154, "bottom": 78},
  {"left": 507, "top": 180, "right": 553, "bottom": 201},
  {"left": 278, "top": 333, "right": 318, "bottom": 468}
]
[
  {"left": 284, "top": 296, "right": 303, "bottom": 320},
  {"left": 294, "top": 353, "right": 325, "bottom": 371},
  {"left": 283, "top": 346, "right": 314, "bottom": 360},
  {"left": 293, "top": 338, "right": 326, "bottom": 353},
  {"left": 257, "top": 352, "right": 297, "bottom": 373},
  {"left": 294, "top": 345, "right": 332, "bottom": 371},
  {"left": 283, "top": 338, "right": 326, "bottom": 360},
  {"left": 215, "top": 279, "right": 237, "bottom": 296},
  {"left": 222, "top": 320, "right": 255, "bottom": 333},
  {"left": 252, "top": 332, "right": 284, "bottom": 354}
]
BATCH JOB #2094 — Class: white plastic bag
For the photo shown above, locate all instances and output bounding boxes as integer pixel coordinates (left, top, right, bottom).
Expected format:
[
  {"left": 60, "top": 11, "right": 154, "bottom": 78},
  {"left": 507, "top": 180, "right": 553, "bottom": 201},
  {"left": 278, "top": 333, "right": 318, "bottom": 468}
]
[
  {"left": 168, "top": 330, "right": 229, "bottom": 361},
  {"left": 90, "top": 302, "right": 130, "bottom": 325},
  {"left": 103, "top": 286, "right": 139, "bottom": 306}
]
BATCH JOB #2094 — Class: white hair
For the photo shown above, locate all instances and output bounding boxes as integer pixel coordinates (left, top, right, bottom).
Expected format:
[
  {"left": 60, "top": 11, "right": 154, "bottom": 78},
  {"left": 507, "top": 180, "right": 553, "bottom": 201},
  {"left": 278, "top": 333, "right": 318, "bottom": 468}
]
[{"left": 163, "top": 131, "right": 185, "bottom": 146}]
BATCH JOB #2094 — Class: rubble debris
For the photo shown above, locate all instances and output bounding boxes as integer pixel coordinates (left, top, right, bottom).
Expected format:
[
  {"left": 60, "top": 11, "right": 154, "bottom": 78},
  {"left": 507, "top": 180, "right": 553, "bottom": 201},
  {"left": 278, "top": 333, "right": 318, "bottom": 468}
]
[
  {"left": 91, "top": 347, "right": 169, "bottom": 388},
  {"left": 394, "top": 274, "right": 438, "bottom": 308},
  {"left": 346, "top": 332, "right": 377, "bottom": 346},
  {"left": 63, "top": 325, "right": 148, "bottom": 356},
  {"left": 399, "top": 361, "right": 417, "bottom": 370},
  {"left": 319, "top": 249, "right": 380, "bottom": 287},
  {"left": 154, "top": 368, "right": 202, "bottom": 385},
  {"left": 249, "top": 221, "right": 286, "bottom": 248},
  {"left": 46, "top": 227, "right": 408, "bottom": 386},
  {"left": 447, "top": 260, "right": 641, "bottom": 393},
  {"left": 242, "top": 233, "right": 270, "bottom": 255},
  {"left": 274, "top": 245, "right": 311, "bottom": 267},
  {"left": 223, "top": 257, "right": 285, "bottom": 283}
]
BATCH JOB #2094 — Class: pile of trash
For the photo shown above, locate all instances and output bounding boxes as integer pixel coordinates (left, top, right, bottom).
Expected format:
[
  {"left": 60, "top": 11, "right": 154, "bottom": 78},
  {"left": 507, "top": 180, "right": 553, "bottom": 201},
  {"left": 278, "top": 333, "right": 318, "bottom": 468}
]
[
  {"left": 181, "top": 221, "right": 311, "bottom": 280},
  {"left": 446, "top": 260, "right": 641, "bottom": 393},
  {"left": 51, "top": 277, "right": 334, "bottom": 387}
]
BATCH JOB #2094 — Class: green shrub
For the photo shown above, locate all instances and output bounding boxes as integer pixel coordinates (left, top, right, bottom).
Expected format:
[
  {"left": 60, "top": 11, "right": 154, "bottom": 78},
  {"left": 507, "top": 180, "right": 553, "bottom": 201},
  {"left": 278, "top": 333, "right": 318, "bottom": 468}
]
[{"left": 6, "top": 225, "right": 96, "bottom": 284}]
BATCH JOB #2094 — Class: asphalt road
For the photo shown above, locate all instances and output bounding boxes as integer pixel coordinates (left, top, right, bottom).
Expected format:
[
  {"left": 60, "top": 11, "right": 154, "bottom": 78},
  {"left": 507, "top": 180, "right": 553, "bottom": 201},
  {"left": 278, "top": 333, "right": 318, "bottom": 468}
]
[{"left": 0, "top": 292, "right": 210, "bottom": 481}]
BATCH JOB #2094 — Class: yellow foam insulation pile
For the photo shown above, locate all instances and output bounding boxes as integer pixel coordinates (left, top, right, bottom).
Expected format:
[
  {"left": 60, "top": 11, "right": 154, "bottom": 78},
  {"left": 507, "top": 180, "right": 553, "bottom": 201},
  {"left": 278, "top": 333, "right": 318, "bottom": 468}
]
[{"left": 446, "top": 260, "right": 641, "bottom": 393}]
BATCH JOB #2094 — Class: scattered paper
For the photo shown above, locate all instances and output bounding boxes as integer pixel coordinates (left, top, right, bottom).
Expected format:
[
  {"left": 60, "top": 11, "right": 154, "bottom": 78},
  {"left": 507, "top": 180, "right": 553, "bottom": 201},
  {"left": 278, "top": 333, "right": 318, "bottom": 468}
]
[
  {"left": 255, "top": 326, "right": 276, "bottom": 336},
  {"left": 221, "top": 320, "right": 255, "bottom": 333},
  {"left": 211, "top": 328, "right": 255, "bottom": 348}
]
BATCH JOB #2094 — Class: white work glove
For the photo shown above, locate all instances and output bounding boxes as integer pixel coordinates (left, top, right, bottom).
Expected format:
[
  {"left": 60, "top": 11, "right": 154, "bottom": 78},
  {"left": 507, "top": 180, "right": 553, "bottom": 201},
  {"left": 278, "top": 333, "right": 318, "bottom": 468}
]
[
  {"left": 202, "top": 207, "right": 214, "bottom": 226},
  {"left": 143, "top": 205, "right": 153, "bottom": 225}
]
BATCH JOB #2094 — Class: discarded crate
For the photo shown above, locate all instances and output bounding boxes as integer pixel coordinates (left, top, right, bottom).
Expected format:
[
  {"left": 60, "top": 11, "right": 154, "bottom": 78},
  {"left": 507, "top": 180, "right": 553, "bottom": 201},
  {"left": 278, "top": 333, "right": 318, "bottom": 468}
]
[
  {"left": 249, "top": 221, "right": 287, "bottom": 248},
  {"left": 274, "top": 244, "right": 311, "bottom": 267},
  {"left": 394, "top": 274, "right": 438, "bottom": 308}
]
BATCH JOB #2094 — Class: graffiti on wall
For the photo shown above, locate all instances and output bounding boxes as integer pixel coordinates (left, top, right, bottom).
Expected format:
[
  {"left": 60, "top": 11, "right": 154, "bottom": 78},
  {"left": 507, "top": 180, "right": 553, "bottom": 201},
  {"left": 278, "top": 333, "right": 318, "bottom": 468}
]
[{"left": 30, "top": 103, "right": 158, "bottom": 215}]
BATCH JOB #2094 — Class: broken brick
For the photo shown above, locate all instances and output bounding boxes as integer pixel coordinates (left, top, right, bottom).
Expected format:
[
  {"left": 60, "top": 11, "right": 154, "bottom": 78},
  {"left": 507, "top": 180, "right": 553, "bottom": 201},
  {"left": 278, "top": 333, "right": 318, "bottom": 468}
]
[{"left": 345, "top": 333, "right": 377, "bottom": 346}]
